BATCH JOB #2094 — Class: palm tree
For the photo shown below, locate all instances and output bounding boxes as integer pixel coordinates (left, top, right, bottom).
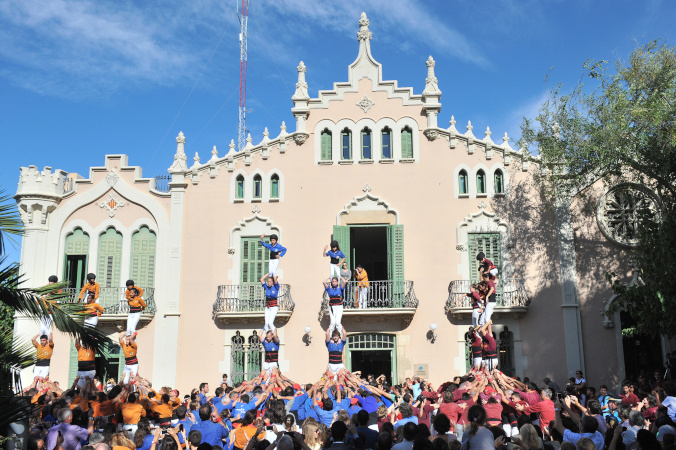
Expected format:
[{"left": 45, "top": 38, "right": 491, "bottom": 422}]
[{"left": 0, "top": 189, "right": 109, "bottom": 429}]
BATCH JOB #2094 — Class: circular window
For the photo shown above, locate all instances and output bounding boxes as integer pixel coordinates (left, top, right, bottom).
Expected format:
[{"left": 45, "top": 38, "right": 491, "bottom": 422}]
[{"left": 596, "top": 183, "right": 662, "bottom": 247}]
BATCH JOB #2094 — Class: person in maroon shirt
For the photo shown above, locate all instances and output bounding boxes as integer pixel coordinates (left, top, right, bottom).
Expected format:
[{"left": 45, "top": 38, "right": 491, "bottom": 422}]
[
  {"left": 467, "top": 284, "right": 484, "bottom": 327},
  {"left": 518, "top": 388, "right": 556, "bottom": 436},
  {"left": 437, "top": 390, "right": 460, "bottom": 432},
  {"left": 621, "top": 383, "right": 640, "bottom": 406},
  {"left": 416, "top": 396, "right": 437, "bottom": 428},
  {"left": 480, "top": 321, "right": 498, "bottom": 371}
]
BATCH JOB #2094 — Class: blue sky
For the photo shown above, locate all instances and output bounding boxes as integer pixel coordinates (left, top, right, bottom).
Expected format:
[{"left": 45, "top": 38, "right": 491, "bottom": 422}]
[{"left": 1, "top": 0, "right": 675, "bottom": 264}]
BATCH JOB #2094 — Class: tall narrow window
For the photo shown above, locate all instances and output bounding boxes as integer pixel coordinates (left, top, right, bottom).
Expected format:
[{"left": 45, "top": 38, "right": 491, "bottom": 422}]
[
  {"left": 459, "top": 170, "right": 468, "bottom": 195},
  {"left": 341, "top": 128, "right": 352, "bottom": 160},
  {"left": 270, "top": 174, "right": 279, "bottom": 199},
  {"left": 130, "top": 226, "right": 156, "bottom": 288},
  {"left": 477, "top": 170, "right": 486, "bottom": 194},
  {"left": 320, "top": 129, "right": 332, "bottom": 161},
  {"left": 253, "top": 174, "right": 262, "bottom": 199},
  {"left": 97, "top": 227, "right": 122, "bottom": 308},
  {"left": 401, "top": 127, "right": 413, "bottom": 159},
  {"left": 361, "top": 127, "right": 372, "bottom": 159},
  {"left": 236, "top": 175, "right": 244, "bottom": 199},
  {"left": 381, "top": 127, "right": 392, "bottom": 159},
  {"left": 494, "top": 170, "right": 504, "bottom": 194}
]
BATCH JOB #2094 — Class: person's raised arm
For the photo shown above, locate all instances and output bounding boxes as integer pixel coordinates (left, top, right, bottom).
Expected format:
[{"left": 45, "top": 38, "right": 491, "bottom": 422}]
[
  {"left": 608, "top": 424, "right": 623, "bottom": 450},
  {"left": 258, "top": 329, "right": 265, "bottom": 343},
  {"left": 340, "top": 277, "right": 347, "bottom": 288},
  {"left": 32, "top": 334, "right": 39, "bottom": 346},
  {"left": 325, "top": 327, "right": 331, "bottom": 342},
  {"left": 273, "top": 328, "right": 279, "bottom": 344},
  {"left": 341, "top": 326, "right": 347, "bottom": 341},
  {"left": 553, "top": 396, "right": 565, "bottom": 436},
  {"left": 260, "top": 274, "right": 268, "bottom": 284},
  {"left": 562, "top": 396, "right": 582, "bottom": 428},
  {"left": 323, "top": 245, "right": 329, "bottom": 258}
]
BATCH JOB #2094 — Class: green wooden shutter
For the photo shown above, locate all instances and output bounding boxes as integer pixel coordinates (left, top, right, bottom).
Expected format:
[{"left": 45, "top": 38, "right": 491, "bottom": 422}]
[
  {"left": 100, "top": 342, "right": 124, "bottom": 381},
  {"left": 468, "top": 233, "right": 502, "bottom": 300},
  {"left": 332, "top": 226, "right": 351, "bottom": 267},
  {"left": 68, "top": 342, "right": 78, "bottom": 386},
  {"left": 321, "top": 131, "right": 332, "bottom": 161},
  {"left": 98, "top": 228, "right": 123, "bottom": 308},
  {"left": 401, "top": 129, "right": 413, "bottom": 159},
  {"left": 131, "top": 227, "right": 156, "bottom": 288},
  {"left": 240, "top": 237, "right": 269, "bottom": 306},
  {"left": 64, "top": 230, "right": 90, "bottom": 291},
  {"left": 387, "top": 225, "right": 405, "bottom": 306},
  {"left": 65, "top": 229, "right": 90, "bottom": 255}
]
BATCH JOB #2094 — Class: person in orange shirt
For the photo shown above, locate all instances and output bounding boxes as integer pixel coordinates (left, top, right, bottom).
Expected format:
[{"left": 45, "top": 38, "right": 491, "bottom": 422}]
[
  {"left": 39, "top": 275, "right": 61, "bottom": 337},
  {"left": 32, "top": 333, "right": 54, "bottom": 386},
  {"left": 83, "top": 292, "right": 104, "bottom": 328},
  {"left": 125, "top": 287, "right": 146, "bottom": 337},
  {"left": 119, "top": 391, "right": 146, "bottom": 435},
  {"left": 150, "top": 394, "right": 175, "bottom": 427},
  {"left": 355, "top": 265, "right": 369, "bottom": 309},
  {"left": 119, "top": 332, "right": 139, "bottom": 385},
  {"left": 74, "top": 338, "right": 96, "bottom": 388},
  {"left": 125, "top": 279, "right": 144, "bottom": 302},
  {"left": 78, "top": 273, "right": 100, "bottom": 301}
]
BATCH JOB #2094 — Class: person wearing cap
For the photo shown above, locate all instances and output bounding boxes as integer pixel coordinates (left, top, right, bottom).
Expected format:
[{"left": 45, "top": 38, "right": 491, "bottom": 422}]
[
  {"left": 258, "top": 328, "right": 280, "bottom": 376},
  {"left": 260, "top": 233, "right": 287, "bottom": 281},
  {"left": 78, "top": 273, "right": 100, "bottom": 301}
]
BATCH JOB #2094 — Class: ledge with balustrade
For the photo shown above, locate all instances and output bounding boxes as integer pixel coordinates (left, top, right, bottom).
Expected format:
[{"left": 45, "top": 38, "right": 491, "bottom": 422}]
[
  {"left": 212, "top": 284, "right": 295, "bottom": 324},
  {"left": 62, "top": 287, "right": 156, "bottom": 328},
  {"left": 445, "top": 279, "right": 530, "bottom": 319},
  {"left": 318, "top": 280, "right": 418, "bottom": 326}
]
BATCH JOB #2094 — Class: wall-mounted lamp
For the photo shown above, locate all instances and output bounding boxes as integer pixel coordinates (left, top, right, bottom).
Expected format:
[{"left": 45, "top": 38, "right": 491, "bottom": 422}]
[
  {"left": 303, "top": 326, "right": 312, "bottom": 346},
  {"left": 428, "top": 323, "right": 438, "bottom": 344}
]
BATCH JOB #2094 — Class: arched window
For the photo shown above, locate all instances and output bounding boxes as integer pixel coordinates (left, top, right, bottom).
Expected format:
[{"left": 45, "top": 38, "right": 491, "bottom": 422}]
[
  {"left": 458, "top": 170, "right": 468, "bottom": 195},
  {"left": 130, "top": 226, "right": 157, "bottom": 288},
  {"left": 401, "top": 127, "right": 413, "bottom": 159},
  {"left": 381, "top": 127, "right": 392, "bottom": 159},
  {"left": 361, "top": 127, "right": 372, "bottom": 159},
  {"left": 477, "top": 170, "right": 486, "bottom": 194},
  {"left": 494, "top": 169, "right": 505, "bottom": 194},
  {"left": 235, "top": 175, "right": 244, "bottom": 199},
  {"left": 320, "top": 129, "right": 332, "bottom": 161},
  {"left": 98, "top": 227, "right": 122, "bottom": 307},
  {"left": 64, "top": 228, "right": 90, "bottom": 292},
  {"left": 341, "top": 128, "right": 352, "bottom": 160},
  {"left": 270, "top": 174, "right": 279, "bottom": 199},
  {"left": 253, "top": 174, "right": 262, "bottom": 199}
]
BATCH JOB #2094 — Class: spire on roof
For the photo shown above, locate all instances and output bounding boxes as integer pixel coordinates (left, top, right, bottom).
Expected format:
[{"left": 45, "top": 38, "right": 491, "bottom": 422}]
[{"left": 357, "top": 12, "right": 372, "bottom": 42}]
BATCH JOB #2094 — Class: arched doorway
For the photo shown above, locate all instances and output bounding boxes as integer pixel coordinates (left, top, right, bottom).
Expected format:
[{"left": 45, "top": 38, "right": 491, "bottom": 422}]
[
  {"left": 620, "top": 310, "right": 664, "bottom": 381},
  {"left": 346, "top": 333, "right": 397, "bottom": 385}
]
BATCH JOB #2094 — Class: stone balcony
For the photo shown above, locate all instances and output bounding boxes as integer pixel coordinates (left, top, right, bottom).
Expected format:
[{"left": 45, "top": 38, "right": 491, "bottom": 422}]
[
  {"left": 212, "top": 284, "right": 295, "bottom": 324},
  {"left": 445, "top": 279, "right": 530, "bottom": 319},
  {"left": 63, "top": 287, "right": 156, "bottom": 328},
  {"left": 318, "top": 280, "right": 419, "bottom": 326}
]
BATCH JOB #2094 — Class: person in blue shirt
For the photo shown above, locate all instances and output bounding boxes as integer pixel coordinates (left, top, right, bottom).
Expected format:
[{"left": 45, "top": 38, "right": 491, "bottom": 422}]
[
  {"left": 198, "top": 383, "right": 209, "bottom": 405},
  {"left": 313, "top": 385, "right": 343, "bottom": 426},
  {"left": 325, "top": 326, "right": 347, "bottom": 381},
  {"left": 257, "top": 328, "right": 280, "bottom": 376},
  {"left": 323, "top": 277, "right": 347, "bottom": 334},
  {"left": 230, "top": 385, "right": 271, "bottom": 420},
  {"left": 392, "top": 403, "right": 418, "bottom": 429},
  {"left": 260, "top": 234, "right": 286, "bottom": 281},
  {"left": 260, "top": 274, "right": 281, "bottom": 333},
  {"left": 175, "top": 405, "right": 196, "bottom": 435},
  {"left": 191, "top": 404, "right": 231, "bottom": 448},
  {"left": 323, "top": 240, "right": 346, "bottom": 280}
]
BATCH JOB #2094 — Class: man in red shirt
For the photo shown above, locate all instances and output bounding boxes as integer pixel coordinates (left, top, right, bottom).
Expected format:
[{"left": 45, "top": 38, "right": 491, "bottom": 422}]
[
  {"left": 621, "top": 382, "right": 640, "bottom": 407},
  {"left": 517, "top": 389, "right": 555, "bottom": 436}
]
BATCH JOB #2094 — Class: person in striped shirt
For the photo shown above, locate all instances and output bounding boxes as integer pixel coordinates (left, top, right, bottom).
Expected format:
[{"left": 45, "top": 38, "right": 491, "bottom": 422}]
[
  {"left": 119, "top": 332, "right": 139, "bottom": 385},
  {"left": 83, "top": 292, "right": 104, "bottom": 328},
  {"left": 125, "top": 286, "right": 146, "bottom": 337},
  {"left": 258, "top": 328, "right": 280, "bottom": 376},
  {"left": 32, "top": 333, "right": 54, "bottom": 385}
]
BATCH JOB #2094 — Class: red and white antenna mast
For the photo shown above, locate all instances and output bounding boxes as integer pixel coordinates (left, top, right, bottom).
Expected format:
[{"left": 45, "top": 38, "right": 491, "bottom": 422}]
[{"left": 237, "top": 0, "right": 249, "bottom": 151}]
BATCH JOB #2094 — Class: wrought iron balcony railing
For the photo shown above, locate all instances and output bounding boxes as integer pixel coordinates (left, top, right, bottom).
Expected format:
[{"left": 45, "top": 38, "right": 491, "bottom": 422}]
[
  {"left": 212, "top": 284, "right": 295, "bottom": 323},
  {"left": 318, "top": 280, "right": 419, "bottom": 322},
  {"left": 445, "top": 279, "right": 530, "bottom": 318},
  {"left": 62, "top": 287, "right": 157, "bottom": 317}
]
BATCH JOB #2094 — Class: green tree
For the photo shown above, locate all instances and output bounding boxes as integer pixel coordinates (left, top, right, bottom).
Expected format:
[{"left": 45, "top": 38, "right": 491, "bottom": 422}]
[
  {"left": 520, "top": 41, "right": 676, "bottom": 338},
  {"left": 0, "top": 189, "right": 108, "bottom": 430}
]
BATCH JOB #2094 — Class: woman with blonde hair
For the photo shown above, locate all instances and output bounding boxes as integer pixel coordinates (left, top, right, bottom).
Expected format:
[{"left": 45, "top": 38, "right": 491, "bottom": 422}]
[
  {"left": 513, "top": 424, "right": 543, "bottom": 450},
  {"left": 317, "top": 422, "right": 330, "bottom": 449},
  {"left": 111, "top": 432, "right": 136, "bottom": 450},
  {"left": 302, "top": 420, "right": 322, "bottom": 450}
]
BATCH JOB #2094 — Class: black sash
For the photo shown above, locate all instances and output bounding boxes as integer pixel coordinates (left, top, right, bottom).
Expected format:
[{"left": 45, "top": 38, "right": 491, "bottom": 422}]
[
  {"left": 328, "top": 351, "right": 343, "bottom": 364},
  {"left": 265, "top": 351, "right": 279, "bottom": 363}
]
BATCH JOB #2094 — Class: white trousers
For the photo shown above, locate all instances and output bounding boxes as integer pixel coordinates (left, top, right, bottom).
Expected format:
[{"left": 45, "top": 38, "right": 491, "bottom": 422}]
[
  {"left": 84, "top": 316, "right": 98, "bottom": 328},
  {"left": 358, "top": 287, "right": 368, "bottom": 308},
  {"left": 471, "top": 309, "right": 481, "bottom": 328},
  {"left": 328, "top": 363, "right": 345, "bottom": 380},
  {"left": 77, "top": 369, "right": 96, "bottom": 387},
  {"left": 329, "top": 264, "right": 341, "bottom": 279},
  {"left": 328, "top": 304, "right": 343, "bottom": 333},
  {"left": 127, "top": 312, "right": 141, "bottom": 335},
  {"left": 480, "top": 302, "right": 496, "bottom": 324},
  {"left": 473, "top": 357, "right": 483, "bottom": 369},
  {"left": 489, "top": 268, "right": 499, "bottom": 277},
  {"left": 39, "top": 316, "right": 53, "bottom": 337},
  {"left": 484, "top": 357, "right": 498, "bottom": 371},
  {"left": 262, "top": 361, "right": 279, "bottom": 375},
  {"left": 264, "top": 306, "right": 278, "bottom": 332},
  {"left": 123, "top": 363, "right": 139, "bottom": 384},
  {"left": 34, "top": 365, "right": 50, "bottom": 378},
  {"left": 268, "top": 259, "right": 280, "bottom": 277}
]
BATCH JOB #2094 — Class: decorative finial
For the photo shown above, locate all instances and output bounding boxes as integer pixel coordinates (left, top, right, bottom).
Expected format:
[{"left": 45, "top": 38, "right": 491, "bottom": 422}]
[
  {"left": 503, "top": 132, "right": 510, "bottom": 144},
  {"left": 229, "top": 139, "right": 236, "bottom": 153},
  {"left": 422, "top": 56, "right": 441, "bottom": 96},
  {"left": 263, "top": 127, "right": 270, "bottom": 138},
  {"left": 281, "top": 121, "right": 287, "bottom": 132},
  {"left": 169, "top": 131, "right": 188, "bottom": 172},
  {"left": 252, "top": 205, "right": 261, "bottom": 214},
  {"left": 193, "top": 152, "right": 200, "bottom": 164},
  {"left": 467, "top": 121, "right": 473, "bottom": 132},
  {"left": 485, "top": 127, "right": 492, "bottom": 138},
  {"left": 176, "top": 131, "right": 186, "bottom": 145},
  {"left": 450, "top": 116, "right": 456, "bottom": 127},
  {"left": 211, "top": 145, "right": 218, "bottom": 159},
  {"left": 478, "top": 200, "right": 487, "bottom": 210},
  {"left": 363, "top": 184, "right": 372, "bottom": 193},
  {"left": 357, "top": 12, "right": 372, "bottom": 42},
  {"left": 292, "top": 61, "right": 309, "bottom": 100}
]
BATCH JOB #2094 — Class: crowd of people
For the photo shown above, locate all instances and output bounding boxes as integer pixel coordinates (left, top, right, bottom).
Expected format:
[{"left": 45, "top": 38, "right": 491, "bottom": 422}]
[{"left": 18, "top": 241, "right": 676, "bottom": 450}]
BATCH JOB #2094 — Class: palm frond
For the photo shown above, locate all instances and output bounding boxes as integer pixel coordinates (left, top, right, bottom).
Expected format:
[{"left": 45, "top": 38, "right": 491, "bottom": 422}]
[
  {"left": 0, "top": 189, "right": 23, "bottom": 255},
  {"left": 0, "top": 396, "right": 32, "bottom": 429},
  {"left": 0, "top": 327, "right": 36, "bottom": 372},
  {"left": 0, "top": 260, "right": 110, "bottom": 351}
]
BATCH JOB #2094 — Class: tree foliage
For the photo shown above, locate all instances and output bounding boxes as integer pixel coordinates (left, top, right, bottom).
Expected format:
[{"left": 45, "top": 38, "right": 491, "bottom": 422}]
[{"left": 520, "top": 41, "right": 676, "bottom": 338}]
